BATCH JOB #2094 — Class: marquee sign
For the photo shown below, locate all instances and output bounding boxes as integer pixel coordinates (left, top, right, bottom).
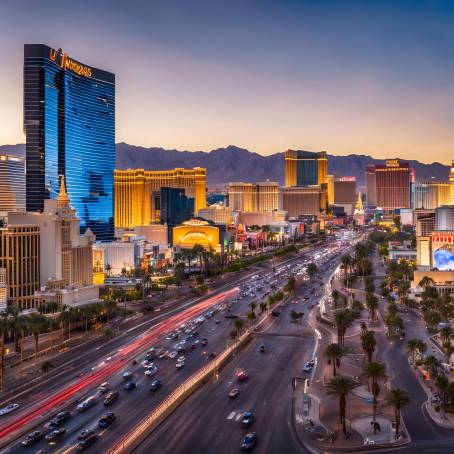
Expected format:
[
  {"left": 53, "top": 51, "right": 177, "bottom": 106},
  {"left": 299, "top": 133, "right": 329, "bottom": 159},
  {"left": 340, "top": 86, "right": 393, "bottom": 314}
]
[
  {"left": 49, "top": 48, "right": 93, "bottom": 78},
  {"left": 431, "top": 231, "right": 454, "bottom": 271}
]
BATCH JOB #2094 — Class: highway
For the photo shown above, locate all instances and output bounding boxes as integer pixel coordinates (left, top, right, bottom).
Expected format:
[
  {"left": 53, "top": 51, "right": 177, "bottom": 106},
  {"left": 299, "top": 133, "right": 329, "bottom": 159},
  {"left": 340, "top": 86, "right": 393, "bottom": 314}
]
[
  {"left": 130, "top": 243, "right": 347, "bottom": 454},
  {"left": 0, "top": 239, "right": 348, "bottom": 453}
]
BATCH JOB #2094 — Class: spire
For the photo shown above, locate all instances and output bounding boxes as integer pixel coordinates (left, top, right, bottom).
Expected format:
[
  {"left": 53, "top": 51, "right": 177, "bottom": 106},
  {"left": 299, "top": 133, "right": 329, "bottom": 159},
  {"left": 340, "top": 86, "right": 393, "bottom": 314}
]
[
  {"left": 57, "top": 175, "right": 69, "bottom": 204},
  {"left": 355, "top": 191, "right": 364, "bottom": 212}
]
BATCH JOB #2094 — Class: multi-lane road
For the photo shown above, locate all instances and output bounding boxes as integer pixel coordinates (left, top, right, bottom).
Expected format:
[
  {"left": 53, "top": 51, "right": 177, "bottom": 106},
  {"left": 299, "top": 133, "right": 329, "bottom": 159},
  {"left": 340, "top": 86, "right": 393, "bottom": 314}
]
[{"left": 0, "top": 237, "right": 351, "bottom": 453}]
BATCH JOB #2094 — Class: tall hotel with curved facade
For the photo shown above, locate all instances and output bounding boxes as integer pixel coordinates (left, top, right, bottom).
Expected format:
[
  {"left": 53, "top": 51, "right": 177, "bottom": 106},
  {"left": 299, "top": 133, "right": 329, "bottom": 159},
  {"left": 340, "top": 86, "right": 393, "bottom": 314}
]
[{"left": 24, "top": 44, "right": 115, "bottom": 240}]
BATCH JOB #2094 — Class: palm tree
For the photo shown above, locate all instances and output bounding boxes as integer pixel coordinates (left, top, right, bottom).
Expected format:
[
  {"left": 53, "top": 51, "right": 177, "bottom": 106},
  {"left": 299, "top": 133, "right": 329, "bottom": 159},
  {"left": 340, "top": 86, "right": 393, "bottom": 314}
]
[
  {"left": 15, "top": 316, "right": 29, "bottom": 380},
  {"left": 364, "top": 361, "right": 387, "bottom": 425},
  {"left": 259, "top": 302, "right": 267, "bottom": 314},
  {"left": 434, "top": 374, "right": 449, "bottom": 415},
  {"left": 246, "top": 311, "right": 256, "bottom": 324},
  {"left": 419, "top": 276, "right": 435, "bottom": 291},
  {"left": 324, "top": 343, "right": 345, "bottom": 376},
  {"left": 366, "top": 295, "right": 379, "bottom": 322},
  {"left": 284, "top": 276, "right": 296, "bottom": 295},
  {"left": 104, "top": 263, "right": 112, "bottom": 277},
  {"left": 234, "top": 318, "right": 244, "bottom": 336},
  {"left": 361, "top": 330, "right": 376, "bottom": 363},
  {"left": 0, "top": 318, "right": 10, "bottom": 391},
  {"left": 406, "top": 339, "right": 420, "bottom": 364},
  {"left": 326, "top": 375, "right": 359, "bottom": 436},
  {"left": 249, "top": 302, "right": 257, "bottom": 316},
  {"left": 424, "top": 355, "right": 442, "bottom": 379},
  {"left": 384, "top": 388, "right": 409, "bottom": 439},
  {"left": 440, "top": 326, "right": 453, "bottom": 345},
  {"left": 360, "top": 322, "right": 368, "bottom": 338},
  {"left": 28, "top": 313, "right": 49, "bottom": 363},
  {"left": 335, "top": 310, "right": 353, "bottom": 347},
  {"left": 307, "top": 262, "right": 317, "bottom": 278}
]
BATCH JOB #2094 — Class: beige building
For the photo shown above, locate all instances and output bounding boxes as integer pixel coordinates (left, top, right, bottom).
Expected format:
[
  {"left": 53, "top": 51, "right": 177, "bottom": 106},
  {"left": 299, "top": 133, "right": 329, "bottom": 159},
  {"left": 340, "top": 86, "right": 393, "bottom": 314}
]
[
  {"left": 114, "top": 168, "right": 206, "bottom": 228},
  {"left": 327, "top": 175, "right": 335, "bottom": 205},
  {"left": 199, "top": 204, "right": 230, "bottom": 224},
  {"left": 228, "top": 181, "right": 279, "bottom": 213},
  {"left": 284, "top": 150, "right": 327, "bottom": 187},
  {"left": 8, "top": 177, "right": 93, "bottom": 289},
  {"left": 118, "top": 224, "right": 169, "bottom": 245},
  {"left": 281, "top": 186, "right": 326, "bottom": 218},
  {"left": 93, "top": 241, "right": 135, "bottom": 276},
  {"left": 237, "top": 210, "right": 287, "bottom": 227},
  {"left": 0, "top": 224, "right": 40, "bottom": 309}
]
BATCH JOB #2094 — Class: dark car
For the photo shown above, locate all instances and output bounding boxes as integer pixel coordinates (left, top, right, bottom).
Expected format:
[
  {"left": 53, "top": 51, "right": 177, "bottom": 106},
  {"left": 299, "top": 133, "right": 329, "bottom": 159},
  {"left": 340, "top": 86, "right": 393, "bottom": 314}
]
[
  {"left": 149, "top": 379, "right": 161, "bottom": 391},
  {"left": 76, "top": 433, "right": 97, "bottom": 451},
  {"left": 241, "top": 432, "right": 257, "bottom": 451},
  {"left": 21, "top": 431, "right": 43, "bottom": 446},
  {"left": 259, "top": 345, "right": 265, "bottom": 353},
  {"left": 208, "top": 352, "right": 217, "bottom": 360},
  {"left": 77, "top": 429, "right": 95, "bottom": 441},
  {"left": 45, "top": 427, "right": 67, "bottom": 441},
  {"left": 47, "top": 411, "right": 71, "bottom": 429},
  {"left": 103, "top": 391, "right": 119, "bottom": 406},
  {"left": 201, "top": 338, "right": 208, "bottom": 346},
  {"left": 123, "top": 381, "right": 136, "bottom": 391},
  {"left": 98, "top": 412, "right": 116, "bottom": 428},
  {"left": 241, "top": 411, "right": 254, "bottom": 427}
]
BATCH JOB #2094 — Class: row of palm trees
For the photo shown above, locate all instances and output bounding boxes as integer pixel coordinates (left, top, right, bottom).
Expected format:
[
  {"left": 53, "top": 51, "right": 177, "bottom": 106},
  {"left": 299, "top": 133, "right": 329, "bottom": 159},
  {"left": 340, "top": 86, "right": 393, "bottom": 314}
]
[{"left": 0, "top": 300, "right": 118, "bottom": 390}]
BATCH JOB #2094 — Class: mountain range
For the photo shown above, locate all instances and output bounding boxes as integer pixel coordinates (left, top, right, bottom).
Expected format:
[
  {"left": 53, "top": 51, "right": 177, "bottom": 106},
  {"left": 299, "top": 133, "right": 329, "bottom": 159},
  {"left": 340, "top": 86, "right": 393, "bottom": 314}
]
[{"left": 1, "top": 143, "right": 450, "bottom": 187}]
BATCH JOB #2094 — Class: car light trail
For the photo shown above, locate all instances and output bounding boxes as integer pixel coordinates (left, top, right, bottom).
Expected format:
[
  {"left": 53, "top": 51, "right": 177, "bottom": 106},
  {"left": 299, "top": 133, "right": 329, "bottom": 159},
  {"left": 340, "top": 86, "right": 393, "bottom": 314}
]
[{"left": 0, "top": 288, "right": 238, "bottom": 441}]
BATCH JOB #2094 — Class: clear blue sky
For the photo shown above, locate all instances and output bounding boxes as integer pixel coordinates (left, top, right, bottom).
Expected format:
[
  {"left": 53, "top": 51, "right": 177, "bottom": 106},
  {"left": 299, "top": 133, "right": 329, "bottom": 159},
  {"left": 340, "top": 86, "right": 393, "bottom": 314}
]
[{"left": 0, "top": 0, "right": 453, "bottom": 163}]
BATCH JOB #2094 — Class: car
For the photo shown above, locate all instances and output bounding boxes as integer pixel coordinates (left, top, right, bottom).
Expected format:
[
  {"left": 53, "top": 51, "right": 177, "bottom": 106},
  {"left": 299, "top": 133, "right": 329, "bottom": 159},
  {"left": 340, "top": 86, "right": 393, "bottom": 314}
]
[
  {"left": 122, "top": 371, "right": 133, "bottom": 380},
  {"left": 168, "top": 350, "right": 178, "bottom": 359},
  {"left": 0, "top": 403, "right": 19, "bottom": 416},
  {"left": 159, "top": 351, "right": 168, "bottom": 359},
  {"left": 228, "top": 388, "right": 239, "bottom": 399},
  {"left": 176, "top": 344, "right": 187, "bottom": 353},
  {"left": 241, "top": 411, "right": 255, "bottom": 427},
  {"left": 177, "top": 356, "right": 185, "bottom": 363},
  {"left": 103, "top": 391, "right": 119, "bottom": 406},
  {"left": 303, "top": 363, "right": 314, "bottom": 372},
  {"left": 241, "top": 432, "right": 257, "bottom": 451},
  {"left": 201, "top": 338, "right": 208, "bottom": 346},
  {"left": 176, "top": 361, "right": 185, "bottom": 369},
  {"left": 141, "top": 360, "right": 153, "bottom": 368},
  {"left": 208, "top": 352, "right": 217, "bottom": 360},
  {"left": 45, "top": 427, "right": 67, "bottom": 441},
  {"left": 99, "top": 382, "right": 109, "bottom": 393},
  {"left": 21, "top": 431, "right": 43, "bottom": 446},
  {"left": 144, "top": 366, "right": 158, "bottom": 377},
  {"left": 76, "top": 397, "right": 97, "bottom": 412},
  {"left": 98, "top": 412, "right": 116, "bottom": 428},
  {"left": 150, "top": 379, "right": 162, "bottom": 391},
  {"left": 259, "top": 345, "right": 265, "bottom": 353},
  {"left": 77, "top": 429, "right": 95, "bottom": 441},
  {"left": 214, "top": 319, "right": 221, "bottom": 324},
  {"left": 237, "top": 370, "right": 249, "bottom": 381},
  {"left": 123, "top": 381, "right": 136, "bottom": 391},
  {"left": 145, "top": 351, "right": 155, "bottom": 360},
  {"left": 46, "top": 411, "right": 71, "bottom": 429},
  {"left": 225, "top": 314, "right": 239, "bottom": 319},
  {"left": 76, "top": 433, "right": 97, "bottom": 451}
]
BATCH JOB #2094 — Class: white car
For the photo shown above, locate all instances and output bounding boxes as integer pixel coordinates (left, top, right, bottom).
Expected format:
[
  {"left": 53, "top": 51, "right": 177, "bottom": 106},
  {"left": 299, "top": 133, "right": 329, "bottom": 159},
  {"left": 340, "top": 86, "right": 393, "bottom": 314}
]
[
  {"left": 144, "top": 366, "right": 158, "bottom": 376},
  {"left": 177, "top": 356, "right": 185, "bottom": 363},
  {"left": 141, "top": 360, "right": 153, "bottom": 368},
  {"left": 176, "top": 361, "right": 185, "bottom": 369},
  {"left": 0, "top": 403, "right": 19, "bottom": 416},
  {"left": 168, "top": 351, "right": 178, "bottom": 359}
]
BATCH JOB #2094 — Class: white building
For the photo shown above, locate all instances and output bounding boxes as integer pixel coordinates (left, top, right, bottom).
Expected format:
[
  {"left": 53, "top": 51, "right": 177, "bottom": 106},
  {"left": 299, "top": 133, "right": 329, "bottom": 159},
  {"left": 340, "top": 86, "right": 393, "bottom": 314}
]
[{"left": 93, "top": 241, "right": 135, "bottom": 275}]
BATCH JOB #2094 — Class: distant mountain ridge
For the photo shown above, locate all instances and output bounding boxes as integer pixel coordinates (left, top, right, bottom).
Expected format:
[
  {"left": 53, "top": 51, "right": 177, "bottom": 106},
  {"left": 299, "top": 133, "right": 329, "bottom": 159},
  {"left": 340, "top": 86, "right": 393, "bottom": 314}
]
[{"left": 1, "top": 143, "right": 450, "bottom": 187}]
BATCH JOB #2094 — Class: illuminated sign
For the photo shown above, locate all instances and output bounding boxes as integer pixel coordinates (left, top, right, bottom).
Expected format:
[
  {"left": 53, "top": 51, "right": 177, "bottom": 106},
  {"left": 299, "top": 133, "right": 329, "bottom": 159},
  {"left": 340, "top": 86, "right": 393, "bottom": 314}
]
[
  {"left": 385, "top": 159, "right": 400, "bottom": 168},
  {"left": 49, "top": 48, "right": 92, "bottom": 78},
  {"left": 338, "top": 176, "right": 356, "bottom": 182},
  {"left": 181, "top": 218, "right": 210, "bottom": 227},
  {"left": 181, "top": 231, "right": 211, "bottom": 242},
  {"left": 431, "top": 232, "right": 454, "bottom": 244}
]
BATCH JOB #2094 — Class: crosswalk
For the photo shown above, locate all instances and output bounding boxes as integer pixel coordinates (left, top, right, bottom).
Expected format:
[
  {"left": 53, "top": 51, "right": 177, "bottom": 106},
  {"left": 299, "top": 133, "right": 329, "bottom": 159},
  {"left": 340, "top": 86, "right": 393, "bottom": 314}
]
[{"left": 226, "top": 410, "right": 244, "bottom": 421}]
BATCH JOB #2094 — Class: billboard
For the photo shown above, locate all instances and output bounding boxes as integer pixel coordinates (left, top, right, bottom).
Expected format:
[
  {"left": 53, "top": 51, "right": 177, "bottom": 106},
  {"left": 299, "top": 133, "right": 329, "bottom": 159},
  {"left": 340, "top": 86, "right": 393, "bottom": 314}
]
[{"left": 431, "top": 232, "right": 454, "bottom": 271}]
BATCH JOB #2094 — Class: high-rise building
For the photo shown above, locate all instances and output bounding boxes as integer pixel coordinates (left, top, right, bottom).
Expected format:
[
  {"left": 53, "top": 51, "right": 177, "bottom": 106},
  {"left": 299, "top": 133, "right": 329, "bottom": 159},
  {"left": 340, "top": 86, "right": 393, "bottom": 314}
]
[
  {"left": 327, "top": 175, "right": 335, "bottom": 205},
  {"left": 24, "top": 44, "right": 115, "bottom": 240},
  {"left": 198, "top": 204, "right": 230, "bottom": 225},
  {"left": 227, "top": 181, "right": 279, "bottom": 213},
  {"left": 160, "top": 187, "right": 194, "bottom": 228},
  {"left": 435, "top": 206, "right": 454, "bottom": 231},
  {"left": 374, "top": 159, "right": 411, "bottom": 211},
  {"left": 365, "top": 166, "right": 377, "bottom": 206},
  {"left": 114, "top": 168, "right": 206, "bottom": 229},
  {"left": 0, "top": 155, "right": 26, "bottom": 214},
  {"left": 413, "top": 182, "right": 450, "bottom": 210},
  {"left": 0, "top": 225, "right": 40, "bottom": 309},
  {"left": 281, "top": 186, "right": 326, "bottom": 218},
  {"left": 450, "top": 160, "right": 454, "bottom": 205},
  {"left": 334, "top": 176, "right": 357, "bottom": 215},
  {"left": 284, "top": 150, "right": 327, "bottom": 187},
  {"left": 8, "top": 177, "right": 93, "bottom": 289}
]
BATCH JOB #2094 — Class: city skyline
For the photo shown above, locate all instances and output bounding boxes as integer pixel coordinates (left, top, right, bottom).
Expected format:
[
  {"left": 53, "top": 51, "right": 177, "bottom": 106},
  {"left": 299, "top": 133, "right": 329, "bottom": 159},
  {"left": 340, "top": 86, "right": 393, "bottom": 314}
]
[{"left": 1, "top": 1, "right": 454, "bottom": 163}]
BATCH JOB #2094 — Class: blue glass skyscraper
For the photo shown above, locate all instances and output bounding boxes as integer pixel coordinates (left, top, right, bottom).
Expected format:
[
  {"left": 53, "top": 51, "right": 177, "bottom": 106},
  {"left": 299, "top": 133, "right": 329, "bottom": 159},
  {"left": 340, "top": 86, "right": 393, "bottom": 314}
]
[{"left": 24, "top": 44, "right": 115, "bottom": 240}]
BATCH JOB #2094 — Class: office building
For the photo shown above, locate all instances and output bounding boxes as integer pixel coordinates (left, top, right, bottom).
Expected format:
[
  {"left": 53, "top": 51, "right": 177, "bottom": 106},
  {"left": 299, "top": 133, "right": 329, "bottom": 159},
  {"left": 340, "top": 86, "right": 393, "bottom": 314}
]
[
  {"left": 0, "top": 225, "right": 40, "bottom": 309},
  {"left": 365, "top": 166, "right": 377, "bottom": 206},
  {"left": 334, "top": 177, "right": 356, "bottom": 215},
  {"left": 374, "top": 159, "right": 411, "bottom": 211},
  {"left": 0, "top": 155, "right": 26, "bottom": 214},
  {"left": 284, "top": 150, "right": 328, "bottom": 187},
  {"left": 8, "top": 177, "right": 93, "bottom": 289},
  {"left": 160, "top": 187, "right": 194, "bottom": 227},
  {"left": 281, "top": 186, "right": 326, "bottom": 218},
  {"left": 435, "top": 206, "right": 454, "bottom": 231},
  {"left": 114, "top": 168, "right": 206, "bottom": 229},
  {"left": 24, "top": 44, "right": 115, "bottom": 240},
  {"left": 228, "top": 181, "right": 279, "bottom": 213}
]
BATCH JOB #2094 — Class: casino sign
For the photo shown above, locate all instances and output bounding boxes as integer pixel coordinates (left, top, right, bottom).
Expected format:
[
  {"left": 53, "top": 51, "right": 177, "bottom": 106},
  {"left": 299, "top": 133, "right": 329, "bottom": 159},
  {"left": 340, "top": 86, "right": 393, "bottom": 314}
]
[
  {"left": 431, "top": 231, "right": 454, "bottom": 271},
  {"left": 173, "top": 218, "right": 220, "bottom": 251}
]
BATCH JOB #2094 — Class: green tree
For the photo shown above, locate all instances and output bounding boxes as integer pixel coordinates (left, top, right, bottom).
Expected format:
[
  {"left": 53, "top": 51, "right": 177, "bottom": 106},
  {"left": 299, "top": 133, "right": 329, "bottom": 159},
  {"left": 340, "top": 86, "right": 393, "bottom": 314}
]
[
  {"left": 384, "top": 388, "right": 409, "bottom": 440},
  {"left": 364, "top": 362, "right": 387, "bottom": 425},
  {"left": 326, "top": 375, "right": 359, "bottom": 436},
  {"left": 406, "top": 339, "right": 420, "bottom": 364},
  {"left": 335, "top": 310, "right": 353, "bottom": 347},
  {"left": 307, "top": 263, "right": 318, "bottom": 278},
  {"left": 361, "top": 330, "right": 377, "bottom": 363},
  {"left": 324, "top": 343, "right": 345, "bottom": 376}
]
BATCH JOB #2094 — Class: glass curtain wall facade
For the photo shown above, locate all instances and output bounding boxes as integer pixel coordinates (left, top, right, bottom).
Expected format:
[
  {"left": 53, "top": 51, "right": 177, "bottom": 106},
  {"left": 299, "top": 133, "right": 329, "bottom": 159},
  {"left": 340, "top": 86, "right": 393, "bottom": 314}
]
[{"left": 24, "top": 44, "right": 115, "bottom": 240}]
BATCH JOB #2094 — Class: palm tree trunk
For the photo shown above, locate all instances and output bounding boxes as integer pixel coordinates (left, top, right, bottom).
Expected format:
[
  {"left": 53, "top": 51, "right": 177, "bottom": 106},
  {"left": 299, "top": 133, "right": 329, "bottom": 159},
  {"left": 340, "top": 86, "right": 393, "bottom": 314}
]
[
  {"left": 34, "top": 333, "right": 39, "bottom": 363},
  {"left": 395, "top": 410, "right": 400, "bottom": 439},
  {"left": 19, "top": 332, "right": 24, "bottom": 380},
  {"left": 341, "top": 395, "right": 347, "bottom": 435},
  {"left": 333, "top": 359, "right": 336, "bottom": 376},
  {"left": 0, "top": 338, "right": 4, "bottom": 391}
]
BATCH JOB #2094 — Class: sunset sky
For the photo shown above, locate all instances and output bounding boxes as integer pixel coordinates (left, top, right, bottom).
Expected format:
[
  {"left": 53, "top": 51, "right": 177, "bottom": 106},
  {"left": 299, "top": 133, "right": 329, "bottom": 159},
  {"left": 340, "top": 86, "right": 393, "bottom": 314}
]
[{"left": 0, "top": 0, "right": 453, "bottom": 163}]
